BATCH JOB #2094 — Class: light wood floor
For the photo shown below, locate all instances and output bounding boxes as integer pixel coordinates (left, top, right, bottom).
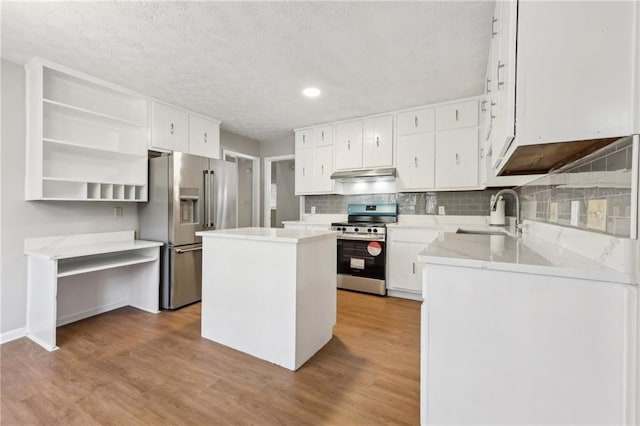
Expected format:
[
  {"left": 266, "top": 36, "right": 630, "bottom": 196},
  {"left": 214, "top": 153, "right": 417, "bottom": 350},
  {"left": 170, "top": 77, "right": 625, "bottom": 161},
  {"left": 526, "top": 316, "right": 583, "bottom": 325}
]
[{"left": 1, "top": 290, "right": 421, "bottom": 425}]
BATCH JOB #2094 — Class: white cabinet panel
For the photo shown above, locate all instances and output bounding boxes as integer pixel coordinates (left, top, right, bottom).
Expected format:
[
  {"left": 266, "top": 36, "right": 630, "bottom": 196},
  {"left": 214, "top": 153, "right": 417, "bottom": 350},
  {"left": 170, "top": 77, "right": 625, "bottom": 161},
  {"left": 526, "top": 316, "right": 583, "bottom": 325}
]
[
  {"left": 313, "top": 125, "right": 333, "bottom": 147},
  {"left": 151, "top": 102, "right": 188, "bottom": 153},
  {"left": 397, "top": 107, "right": 435, "bottom": 136},
  {"left": 294, "top": 148, "right": 313, "bottom": 195},
  {"left": 435, "top": 128, "right": 479, "bottom": 189},
  {"left": 363, "top": 115, "right": 393, "bottom": 168},
  {"left": 435, "top": 100, "right": 479, "bottom": 131},
  {"left": 334, "top": 120, "right": 363, "bottom": 170},
  {"left": 313, "top": 145, "right": 334, "bottom": 193},
  {"left": 388, "top": 242, "right": 424, "bottom": 293},
  {"left": 188, "top": 114, "right": 220, "bottom": 159},
  {"left": 396, "top": 133, "right": 435, "bottom": 190},
  {"left": 295, "top": 129, "right": 314, "bottom": 150}
]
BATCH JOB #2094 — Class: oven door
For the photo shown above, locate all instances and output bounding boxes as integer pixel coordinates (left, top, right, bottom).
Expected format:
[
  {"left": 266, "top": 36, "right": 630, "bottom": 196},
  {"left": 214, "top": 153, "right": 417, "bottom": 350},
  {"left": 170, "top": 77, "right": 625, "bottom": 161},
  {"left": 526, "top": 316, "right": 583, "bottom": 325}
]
[{"left": 337, "top": 238, "right": 386, "bottom": 279}]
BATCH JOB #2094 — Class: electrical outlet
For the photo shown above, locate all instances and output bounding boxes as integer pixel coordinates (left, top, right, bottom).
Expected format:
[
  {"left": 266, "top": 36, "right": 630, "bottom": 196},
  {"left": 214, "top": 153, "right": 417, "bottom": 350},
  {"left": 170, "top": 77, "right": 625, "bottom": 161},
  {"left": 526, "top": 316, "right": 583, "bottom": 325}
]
[
  {"left": 587, "top": 199, "right": 607, "bottom": 232},
  {"left": 113, "top": 206, "right": 123, "bottom": 218},
  {"left": 438, "top": 206, "right": 446, "bottom": 215},
  {"left": 549, "top": 202, "right": 558, "bottom": 222},
  {"left": 571, "top": 201, "right": 580, "bottom": 226},
  {"left": 311, "top": 206, "right": 316, "bottom": 214}
]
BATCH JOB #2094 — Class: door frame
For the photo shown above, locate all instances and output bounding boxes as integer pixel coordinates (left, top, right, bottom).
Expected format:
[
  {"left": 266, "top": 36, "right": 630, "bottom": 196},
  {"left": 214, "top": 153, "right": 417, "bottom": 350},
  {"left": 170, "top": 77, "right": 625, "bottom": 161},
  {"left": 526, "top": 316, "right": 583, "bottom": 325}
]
[
  {"left": 263, "top": 154, "right": 298, "bottom": 228},
  {"left": 222, "top": 149, "right": 260, "bottom": 227}
]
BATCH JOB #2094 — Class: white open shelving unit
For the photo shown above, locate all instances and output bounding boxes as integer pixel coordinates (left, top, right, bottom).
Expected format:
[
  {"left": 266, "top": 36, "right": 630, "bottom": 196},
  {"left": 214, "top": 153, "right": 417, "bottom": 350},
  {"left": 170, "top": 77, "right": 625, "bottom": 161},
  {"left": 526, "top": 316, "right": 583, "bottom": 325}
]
[{"left": 25, "top": 59, "right": 149, "bottom": 201}]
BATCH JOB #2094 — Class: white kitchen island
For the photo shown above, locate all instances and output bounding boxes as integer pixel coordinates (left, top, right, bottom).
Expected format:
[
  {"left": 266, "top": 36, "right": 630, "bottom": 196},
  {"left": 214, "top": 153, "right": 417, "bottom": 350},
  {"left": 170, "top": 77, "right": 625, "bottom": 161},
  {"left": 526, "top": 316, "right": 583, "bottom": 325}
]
[{"left": 196, "top": 227, "right": 337, "bottom": 371}]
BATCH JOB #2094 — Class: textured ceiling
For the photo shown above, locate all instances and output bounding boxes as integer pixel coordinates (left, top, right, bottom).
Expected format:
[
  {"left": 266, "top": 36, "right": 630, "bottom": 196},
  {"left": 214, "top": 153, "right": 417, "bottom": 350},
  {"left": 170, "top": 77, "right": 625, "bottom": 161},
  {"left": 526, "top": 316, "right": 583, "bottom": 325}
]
[{"left": 1, "top": 1, "right": 493, "bottom": 144}]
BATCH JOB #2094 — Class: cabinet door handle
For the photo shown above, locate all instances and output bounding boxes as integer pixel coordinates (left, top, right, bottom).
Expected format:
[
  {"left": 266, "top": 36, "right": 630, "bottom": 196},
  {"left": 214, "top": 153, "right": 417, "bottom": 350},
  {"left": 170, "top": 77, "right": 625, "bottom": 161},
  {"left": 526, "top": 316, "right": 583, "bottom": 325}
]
[
  {"left": 456, "top": 153, "right": 460, "bottom": 165},
  {"left": 170, "top": 123, "right": 174, "bottom": 135},
  {"left": 486, "top": 77, "right": 492, "bottom": 93},
  {"left": 481, "top": 100, "right": 487, "bottom": 112},
  {"left": 480, "top": 148, "right": 485, "bottom": 158},
  {"left": 491, "top": 101, "right": 497, "bottom": 119},
  {"left": 414, "top": 156, "right": 418, "bottom": 167},
  {"left": 414, "top": 116, "right": 418, "bottom": 127},
  {"left": 321, "top": 130, "right": 325, "bottom": 140},
  {"left": 321, "top": 165, "right": 324, "bottom": 174},
  {"left": 497, "top": 61, "right": 505, "bottom": 89},
  {"left": 455, "top": 109, "right": 460, "bottom": 121},
  {"left": 412, "top": 262, "right": 416, "bottom": 274},
  {"left": 376, "top": 136, "right": 380, "bottom": 147},
  {"left": 302, "top": 134, "right": 306, "bottom": 143},
  {"left": 347, "top": 140, "right": 351, "bottom": 150},
  {"left": 204, "top": 132, "right": 207, "bottom": 143},
  {"left": 491, "top": 16, "right": 498, "bottom": 38},
  {"left": 302, "top": 167, "right": 305, "bottom": 177}
]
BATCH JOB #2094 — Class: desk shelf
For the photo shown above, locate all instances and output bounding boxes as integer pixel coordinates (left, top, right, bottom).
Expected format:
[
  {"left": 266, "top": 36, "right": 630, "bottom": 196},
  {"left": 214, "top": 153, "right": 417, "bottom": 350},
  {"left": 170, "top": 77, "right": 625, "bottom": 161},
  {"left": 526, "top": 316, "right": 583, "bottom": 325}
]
[{"left": 57, "top": 251, "right": 157, "bottom": 278}]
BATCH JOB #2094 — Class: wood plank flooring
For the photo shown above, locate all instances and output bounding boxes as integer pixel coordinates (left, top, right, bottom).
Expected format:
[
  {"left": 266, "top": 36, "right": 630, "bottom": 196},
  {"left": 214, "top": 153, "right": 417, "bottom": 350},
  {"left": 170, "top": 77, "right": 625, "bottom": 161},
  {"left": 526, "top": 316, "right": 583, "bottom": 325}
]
[{"left": 1, "top": 290, "right": 421, "bottom": 425}]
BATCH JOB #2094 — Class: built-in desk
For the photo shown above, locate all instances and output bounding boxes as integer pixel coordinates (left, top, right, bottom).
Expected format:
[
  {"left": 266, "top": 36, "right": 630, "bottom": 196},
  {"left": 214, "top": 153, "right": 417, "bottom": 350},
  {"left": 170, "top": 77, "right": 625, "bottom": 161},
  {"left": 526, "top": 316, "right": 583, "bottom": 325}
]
[{"left": 24, "top": 231, "right": 163, "bottom": 351}]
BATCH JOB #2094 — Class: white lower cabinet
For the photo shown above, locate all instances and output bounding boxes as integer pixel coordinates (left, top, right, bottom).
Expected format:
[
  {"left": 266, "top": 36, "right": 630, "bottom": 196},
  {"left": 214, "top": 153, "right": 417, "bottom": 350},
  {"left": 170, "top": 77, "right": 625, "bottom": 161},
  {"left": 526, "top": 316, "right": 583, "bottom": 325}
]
[
  {"left": 435, "top": 127, "right": 479, "bottom": 189},
  {"left": 421, "top": 263, "right": 636, "bottom": 425},
  {"left": 387, "top": 228, "right": 439, "bottom": 298}
]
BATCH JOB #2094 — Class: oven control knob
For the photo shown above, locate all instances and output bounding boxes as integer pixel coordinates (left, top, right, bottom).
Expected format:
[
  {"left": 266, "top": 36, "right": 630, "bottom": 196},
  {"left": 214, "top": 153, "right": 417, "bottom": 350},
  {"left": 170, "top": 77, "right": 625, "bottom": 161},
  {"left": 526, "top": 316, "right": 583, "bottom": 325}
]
[
  {"left": 367, "top": 228, "right": 372, "bottom": 233},
  {"left": 354, "top": 228, "right": 359, "bottom": 232},
  {"left": 373, "top": 228, "right": 378, "bottom": 233}
]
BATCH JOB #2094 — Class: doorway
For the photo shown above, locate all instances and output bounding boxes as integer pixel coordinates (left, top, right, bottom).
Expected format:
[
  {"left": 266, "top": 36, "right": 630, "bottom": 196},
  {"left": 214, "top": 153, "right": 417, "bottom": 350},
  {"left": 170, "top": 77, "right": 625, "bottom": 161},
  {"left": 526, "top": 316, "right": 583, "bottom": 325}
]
[
  {"left": 264, "top": 155, "right": 300, "bottom": 228},
  {"left": 222, "top": 150, "right": 260, "bottom": 227}
]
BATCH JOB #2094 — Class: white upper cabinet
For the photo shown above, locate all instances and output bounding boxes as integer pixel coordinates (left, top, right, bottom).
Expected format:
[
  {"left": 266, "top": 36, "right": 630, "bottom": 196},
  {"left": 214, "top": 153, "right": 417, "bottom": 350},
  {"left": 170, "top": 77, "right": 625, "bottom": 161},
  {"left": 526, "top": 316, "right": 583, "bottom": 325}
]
[
  {"left": 396, "top": 133, "right": 435, "bottom": 191},
  {"left": 313, "top": 125, "right": 333, "bottom": 147},
  {"left": 363, "top": 115, "right": 393, "bottom": 168},
  {"left": 491, "top": 1, "right": 639, "bottom": 174},
  {"left": 397, "top": 107, "right": 435, "bottom": 136},
  {"left": 334, "top": 120, "right": 363, "bottom": 170},
  {"left": 435, "top": 100, "right": 479, "bottom": 131},
  {"left": 313, "top": 145, "right": 334, "bottom": 193},
  {"left": 188, "top": 114, "right": 221, "bottom": 159},
  {"left": 295, "top": 128, "right": 314, "bottom": 150},
  {"left": 294, "top": 148, "right": 313, "bottom": 195},
  {"left": 435, "top": 128, "right": 479, "bottom": 189},
  {"left": 151, "top": 102, "right": 188, "bottom": 153},
  {"left": 25, "top": 59, "right": 149, "bottom": 202}
]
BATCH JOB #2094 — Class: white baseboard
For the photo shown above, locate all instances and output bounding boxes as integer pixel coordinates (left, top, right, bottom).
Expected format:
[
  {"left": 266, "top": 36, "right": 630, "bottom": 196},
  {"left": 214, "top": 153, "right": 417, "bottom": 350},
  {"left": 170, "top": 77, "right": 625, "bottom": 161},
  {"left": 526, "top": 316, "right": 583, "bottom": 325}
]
[
  {"left": 0, "top": 327, "right": 26, "bottom": 344},
  {"left": 387, "top": 289, "right": 423, "bottom": 301},
  {"left": 57, "top": 299, "right": 128, "bottom": 327}
]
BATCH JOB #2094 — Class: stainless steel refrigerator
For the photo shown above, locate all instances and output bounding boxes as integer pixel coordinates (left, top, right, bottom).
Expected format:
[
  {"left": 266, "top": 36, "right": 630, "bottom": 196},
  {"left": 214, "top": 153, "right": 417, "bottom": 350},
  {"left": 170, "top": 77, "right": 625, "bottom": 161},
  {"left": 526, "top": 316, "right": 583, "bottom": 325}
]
[{"left": 139, "top": 152, "right": 237, "bottom": 309}]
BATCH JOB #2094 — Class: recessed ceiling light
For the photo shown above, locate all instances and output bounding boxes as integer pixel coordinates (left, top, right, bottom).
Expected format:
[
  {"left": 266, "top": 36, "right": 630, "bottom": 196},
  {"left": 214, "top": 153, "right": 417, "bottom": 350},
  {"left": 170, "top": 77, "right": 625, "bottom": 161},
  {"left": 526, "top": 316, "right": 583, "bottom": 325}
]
[{"left": 302, "top": 87, "right": 321, "bottom": 98}]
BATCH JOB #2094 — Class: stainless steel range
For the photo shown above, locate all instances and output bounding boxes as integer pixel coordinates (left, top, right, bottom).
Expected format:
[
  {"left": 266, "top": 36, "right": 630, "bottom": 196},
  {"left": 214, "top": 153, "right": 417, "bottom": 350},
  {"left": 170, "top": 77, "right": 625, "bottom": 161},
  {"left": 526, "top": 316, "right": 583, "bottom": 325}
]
[{"left": 331, "top": 203, "right": 397, "bottom": 296}]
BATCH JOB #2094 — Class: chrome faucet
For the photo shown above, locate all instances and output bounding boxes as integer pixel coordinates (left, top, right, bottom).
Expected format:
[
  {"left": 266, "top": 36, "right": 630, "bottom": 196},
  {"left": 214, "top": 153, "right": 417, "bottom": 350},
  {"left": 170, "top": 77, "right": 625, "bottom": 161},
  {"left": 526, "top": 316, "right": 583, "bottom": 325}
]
[{"left": 490, "top": 188, "right": 521, "bottom": 234}]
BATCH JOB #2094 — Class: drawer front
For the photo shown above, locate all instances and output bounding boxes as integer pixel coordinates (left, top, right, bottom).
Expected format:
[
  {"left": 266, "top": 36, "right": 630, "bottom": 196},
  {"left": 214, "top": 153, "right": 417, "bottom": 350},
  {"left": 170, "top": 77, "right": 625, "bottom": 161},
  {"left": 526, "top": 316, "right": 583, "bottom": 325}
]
[
  {"left": 397, "top": 108, "right": 435, "bottom": 136},
  {"left": 388, "top": 228, "right": 439, "bottom": 244},
  {"left": 435, "top": 100, "right": 478, "bottom": 130}
]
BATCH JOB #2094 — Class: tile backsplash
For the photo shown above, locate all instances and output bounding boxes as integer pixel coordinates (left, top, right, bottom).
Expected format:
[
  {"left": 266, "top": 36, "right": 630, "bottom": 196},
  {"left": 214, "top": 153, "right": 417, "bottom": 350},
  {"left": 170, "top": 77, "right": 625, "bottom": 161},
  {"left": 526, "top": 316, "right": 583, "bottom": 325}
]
[
  {"left": 305, "top": 190, "right": 516, "bottom": 217},
  {"left": 517, "top": 136, "right": 634, "bottom": 237}
]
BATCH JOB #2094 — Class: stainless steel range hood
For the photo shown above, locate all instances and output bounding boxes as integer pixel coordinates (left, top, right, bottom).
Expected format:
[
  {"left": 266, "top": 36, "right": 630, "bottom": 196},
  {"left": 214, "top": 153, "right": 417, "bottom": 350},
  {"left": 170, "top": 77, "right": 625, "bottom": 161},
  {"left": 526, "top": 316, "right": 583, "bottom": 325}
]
[{"left": 330, "top": 167, "right": 396, "bottom": 182}]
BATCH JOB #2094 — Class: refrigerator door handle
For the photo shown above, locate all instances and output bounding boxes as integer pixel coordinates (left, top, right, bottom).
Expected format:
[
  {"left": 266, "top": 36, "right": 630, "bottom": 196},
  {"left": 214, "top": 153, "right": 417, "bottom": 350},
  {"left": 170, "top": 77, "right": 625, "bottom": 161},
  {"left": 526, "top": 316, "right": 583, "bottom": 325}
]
[
  {"left": 203, "top": 170, "right": 211, "bottom": 228},
  {"left": 175, "top": 246, "right": 203, "bottom": 254},
  {"left": 210, "top": 170, "right": 216, "bottom": 229}
]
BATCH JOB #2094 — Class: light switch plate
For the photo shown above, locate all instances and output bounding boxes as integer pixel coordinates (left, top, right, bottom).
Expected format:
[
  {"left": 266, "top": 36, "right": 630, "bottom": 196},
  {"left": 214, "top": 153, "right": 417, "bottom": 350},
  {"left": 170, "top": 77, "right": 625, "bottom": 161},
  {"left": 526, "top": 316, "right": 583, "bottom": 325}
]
[
  {"left": 587, "top": 199, "right": 607, "bottom": 232},
  {"left": 549, "top": 202, "right": 558, "bottom": 222},
  {"left": 113, "top": 206, "right": 123, "bottom": 218},
  {"left": 570, "top": 201, "right": 580, "bottom": 226},
  {"left": 311, "top": 206, "right": 316, "bottom": 214},
  {"left": 438, "top": 206, "right": 446, "bottom": 215}
]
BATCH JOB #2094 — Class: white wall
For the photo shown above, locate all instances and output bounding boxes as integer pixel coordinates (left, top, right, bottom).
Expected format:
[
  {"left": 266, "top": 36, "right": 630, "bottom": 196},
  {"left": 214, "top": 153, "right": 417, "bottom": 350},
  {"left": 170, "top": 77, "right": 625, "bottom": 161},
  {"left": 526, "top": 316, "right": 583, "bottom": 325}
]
[
  {"left": 220, "top": 129, "right": 260, "bottom": 158},
  {"left": 0, "top": 59, "right": 139, "bottom": 338},
  {"left": 260, "top": 136, "right": 295, "bottom": 225},
  {"left": 274, "top": 160, "right": 299, "bottom": 227}
]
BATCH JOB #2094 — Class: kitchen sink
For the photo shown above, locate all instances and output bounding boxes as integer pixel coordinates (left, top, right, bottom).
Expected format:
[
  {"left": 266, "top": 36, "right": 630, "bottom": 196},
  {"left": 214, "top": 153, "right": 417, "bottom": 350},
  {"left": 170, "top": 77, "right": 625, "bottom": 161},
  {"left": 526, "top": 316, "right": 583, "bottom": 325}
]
[{"left": 456, "top": 229, "right": 509, "bottom": 236}]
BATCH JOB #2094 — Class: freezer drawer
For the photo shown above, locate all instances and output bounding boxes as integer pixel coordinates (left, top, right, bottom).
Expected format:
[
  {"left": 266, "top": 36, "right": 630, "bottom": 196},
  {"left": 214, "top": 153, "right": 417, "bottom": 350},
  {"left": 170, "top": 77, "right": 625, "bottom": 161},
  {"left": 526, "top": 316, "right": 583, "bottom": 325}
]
[{"left": 165, "top": 244, "right": 202, "bottom": 309}]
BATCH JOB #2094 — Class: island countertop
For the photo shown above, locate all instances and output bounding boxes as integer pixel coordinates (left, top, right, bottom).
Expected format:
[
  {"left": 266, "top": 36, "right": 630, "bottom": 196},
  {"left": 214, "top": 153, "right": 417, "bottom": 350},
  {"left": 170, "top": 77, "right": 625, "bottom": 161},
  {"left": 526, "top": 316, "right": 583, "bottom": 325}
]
[
  {"left": 196, "top": 227, "right": 338, "bottom": 243},
  {"left": 417, "top": 232, "right": 636, "bottom": 285}
]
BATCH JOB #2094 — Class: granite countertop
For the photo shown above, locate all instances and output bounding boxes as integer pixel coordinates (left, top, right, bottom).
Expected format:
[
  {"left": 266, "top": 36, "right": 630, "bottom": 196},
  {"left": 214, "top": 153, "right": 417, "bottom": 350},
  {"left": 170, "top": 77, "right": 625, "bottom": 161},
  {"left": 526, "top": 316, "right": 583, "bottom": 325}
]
[
  {"left": 417, "top": 232, "right": 635, "bottom": 285},
  {"left": 196, "top": 227, "right": 338, "bottom": 243}
]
